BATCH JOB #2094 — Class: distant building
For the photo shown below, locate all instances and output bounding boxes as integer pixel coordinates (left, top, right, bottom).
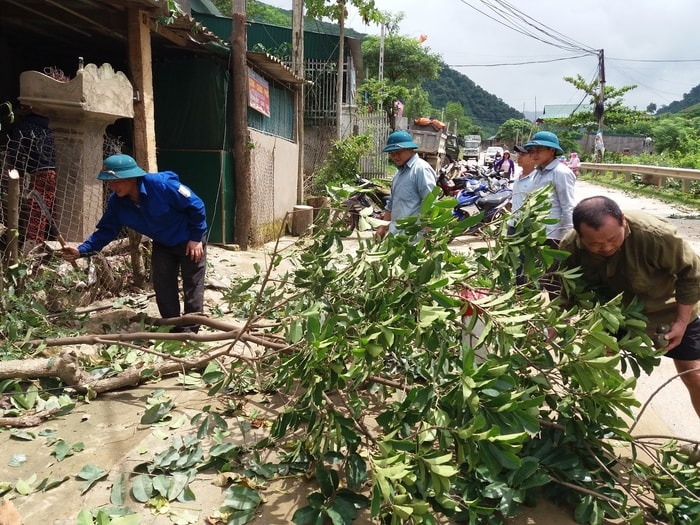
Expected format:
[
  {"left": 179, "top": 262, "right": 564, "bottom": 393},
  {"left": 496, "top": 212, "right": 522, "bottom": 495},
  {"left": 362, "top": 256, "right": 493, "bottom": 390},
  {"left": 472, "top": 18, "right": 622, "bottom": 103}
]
[{"left": 540, "top": 104, "right": 593, "bottom": 120}]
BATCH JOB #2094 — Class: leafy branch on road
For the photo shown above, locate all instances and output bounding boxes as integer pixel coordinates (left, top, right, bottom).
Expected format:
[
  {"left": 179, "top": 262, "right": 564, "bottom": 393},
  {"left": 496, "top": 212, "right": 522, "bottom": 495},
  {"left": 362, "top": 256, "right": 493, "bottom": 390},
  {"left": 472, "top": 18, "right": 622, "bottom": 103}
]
[{"left": 1, "top": 189, "right": 699, "bottom": 524}]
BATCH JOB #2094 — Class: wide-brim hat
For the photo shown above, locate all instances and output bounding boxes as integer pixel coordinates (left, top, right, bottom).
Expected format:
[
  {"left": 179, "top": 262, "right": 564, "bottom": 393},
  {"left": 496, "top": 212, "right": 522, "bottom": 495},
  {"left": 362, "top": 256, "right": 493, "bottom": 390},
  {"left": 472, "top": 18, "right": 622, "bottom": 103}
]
[
  {"left": 524, "top": 131, "right": 564, "bottom": 155},
  {"left": 383, "top": 141, "right": 418, "bottom": 152},
  {"left": 98, "top": 154, "right": 147, "bottom": 180},
  {"left": 383, "top": 130, "right": 419, "bottom": 152}
]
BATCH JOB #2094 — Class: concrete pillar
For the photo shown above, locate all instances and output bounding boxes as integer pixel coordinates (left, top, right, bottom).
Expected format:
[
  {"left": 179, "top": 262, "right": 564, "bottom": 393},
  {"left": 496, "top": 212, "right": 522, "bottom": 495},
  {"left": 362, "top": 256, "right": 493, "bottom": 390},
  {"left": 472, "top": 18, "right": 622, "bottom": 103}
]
[{"left": 19, "top": 63, "right": 134, "bottom": 241}]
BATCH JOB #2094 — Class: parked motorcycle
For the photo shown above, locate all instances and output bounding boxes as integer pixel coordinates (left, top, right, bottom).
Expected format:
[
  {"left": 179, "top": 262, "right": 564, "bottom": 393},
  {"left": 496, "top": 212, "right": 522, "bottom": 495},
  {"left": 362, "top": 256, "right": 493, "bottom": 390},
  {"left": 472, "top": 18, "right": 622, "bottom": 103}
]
[
  {"left": 452, "top": 174, "right": 512, "bottom": 234},
  {"left": 437, "top": 161, "right": 488, "bottom": 198},
  {"left": 342, "top": 174, "right": 390, "bottom": 232},
  {"left": 437, "top": 163, "right": 469, "bottom": 198}
]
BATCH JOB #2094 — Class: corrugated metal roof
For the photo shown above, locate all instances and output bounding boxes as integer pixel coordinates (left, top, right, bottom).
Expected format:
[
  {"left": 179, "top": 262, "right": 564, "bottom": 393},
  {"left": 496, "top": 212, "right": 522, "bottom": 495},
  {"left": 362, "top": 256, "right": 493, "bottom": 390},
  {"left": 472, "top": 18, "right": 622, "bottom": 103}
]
[
  {"left": 542, "top": 104, "right": 593, "bottom": 119},
  {"left": 247, "top": 51, "right": 308, "bottom": 85}
]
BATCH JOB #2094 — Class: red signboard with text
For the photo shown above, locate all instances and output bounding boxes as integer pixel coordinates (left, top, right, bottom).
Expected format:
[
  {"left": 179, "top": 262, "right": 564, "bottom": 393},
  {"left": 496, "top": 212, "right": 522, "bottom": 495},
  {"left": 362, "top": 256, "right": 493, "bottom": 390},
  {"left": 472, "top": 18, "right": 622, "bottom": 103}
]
[{"left": 248, "top": 68, "right": 270, "bottom": 117}]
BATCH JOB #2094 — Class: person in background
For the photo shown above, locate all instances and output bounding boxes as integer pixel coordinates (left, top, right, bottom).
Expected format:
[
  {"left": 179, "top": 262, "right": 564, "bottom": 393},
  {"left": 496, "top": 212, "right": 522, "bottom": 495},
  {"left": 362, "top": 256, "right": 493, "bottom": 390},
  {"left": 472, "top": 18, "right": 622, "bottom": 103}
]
[
  {"left": 6, "top": 104, "right": 56, "bottom": 245},
  {"left": 506, "top": 145, "right": 537, "bottom": 236},
  {"left": 61, "top": 154, "right": 208, "bottom": 333},
  {"left": 493, "top": 150, "right": 514, "bottom": 179},
  {"left": 567, "top": 152, "right": 581, "bottom": 177},
  {"left": 506, "top": 145, "right": 539, "bottom": 285},
  {"left": 523, "top": 131, "right": 577, "bottom": 247},
  {"left": 376, "top": 130, "right": 436, "bottom": 239},
  {"left": 559, "top": 195, "right": 700, "bottom": 418}
]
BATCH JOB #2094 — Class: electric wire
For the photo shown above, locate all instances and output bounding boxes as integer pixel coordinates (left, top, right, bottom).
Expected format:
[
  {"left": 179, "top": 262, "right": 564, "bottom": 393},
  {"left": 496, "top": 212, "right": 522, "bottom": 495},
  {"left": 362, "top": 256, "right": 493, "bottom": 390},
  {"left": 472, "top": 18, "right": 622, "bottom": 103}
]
[
  {"left": 457, "top": 0, "right": 598, "bottom": 55},
  {"left": 449, "top": 53, "right": 590, "bottom": 68}
]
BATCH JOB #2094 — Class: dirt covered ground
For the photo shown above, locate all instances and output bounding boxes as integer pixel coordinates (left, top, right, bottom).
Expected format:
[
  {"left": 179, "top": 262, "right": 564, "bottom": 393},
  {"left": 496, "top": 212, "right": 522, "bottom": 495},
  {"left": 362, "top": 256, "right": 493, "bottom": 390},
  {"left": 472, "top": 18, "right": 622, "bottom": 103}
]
[{"left": 1, "top": 180, "right": 699, "bottom": 524}]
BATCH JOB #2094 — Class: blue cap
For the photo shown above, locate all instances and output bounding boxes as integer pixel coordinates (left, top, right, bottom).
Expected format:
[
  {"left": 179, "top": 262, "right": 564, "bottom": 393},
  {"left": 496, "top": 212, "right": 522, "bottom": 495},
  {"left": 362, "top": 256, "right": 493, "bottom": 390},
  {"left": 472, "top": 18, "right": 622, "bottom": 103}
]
[
  {"left": 383, "top": 130, "right": 419, "bottom": 152},
  {"left": 524, "top": 131, "right": 564, "bottom": 155}
]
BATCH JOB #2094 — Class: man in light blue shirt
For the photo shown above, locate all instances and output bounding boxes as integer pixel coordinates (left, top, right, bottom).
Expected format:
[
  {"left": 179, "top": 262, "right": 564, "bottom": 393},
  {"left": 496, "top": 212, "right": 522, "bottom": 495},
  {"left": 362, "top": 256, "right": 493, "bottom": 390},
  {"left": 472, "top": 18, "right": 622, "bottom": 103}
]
[
  {"left": 376, "top": 130, "right": 436, "bottom": 238},
  {"left": 523, "top": 131, "right": 577, "bottom": 246}
]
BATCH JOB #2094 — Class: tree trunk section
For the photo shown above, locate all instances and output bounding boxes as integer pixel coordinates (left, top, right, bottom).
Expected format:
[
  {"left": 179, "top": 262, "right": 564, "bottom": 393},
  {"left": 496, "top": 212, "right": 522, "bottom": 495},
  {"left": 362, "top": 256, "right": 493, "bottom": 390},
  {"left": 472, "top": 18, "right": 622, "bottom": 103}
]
[{"left": 292, "top": 205, "right": 313, "bottom": 236}]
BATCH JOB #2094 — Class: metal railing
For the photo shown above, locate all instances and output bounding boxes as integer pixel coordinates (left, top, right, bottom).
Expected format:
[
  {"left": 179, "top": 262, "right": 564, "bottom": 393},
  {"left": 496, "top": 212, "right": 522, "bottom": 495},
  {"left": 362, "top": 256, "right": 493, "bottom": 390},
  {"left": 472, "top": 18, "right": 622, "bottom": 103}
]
[{"left": 580, "top": 162, "right": 700, "bottom": 191}]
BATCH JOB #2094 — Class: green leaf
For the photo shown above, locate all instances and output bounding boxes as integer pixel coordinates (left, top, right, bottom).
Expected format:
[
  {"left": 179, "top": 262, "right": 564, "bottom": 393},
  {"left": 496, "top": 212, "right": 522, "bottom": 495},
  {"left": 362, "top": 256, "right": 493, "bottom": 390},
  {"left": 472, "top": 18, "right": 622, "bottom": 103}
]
[
  {"left": 345, "top": 453, "right": 367, "bottom": 490},
  {"left": 15, "top": 475, "right": 35, "bottom": 495},
  {"left": 53, "top": 439, "right": 73, "bottom": 462},
  {"left": 223, "top": 485, "right": 262, "bottom": 511},
  {"left": 8, "top": 454, "right": 26, "bottom": 467},
  {"left": 131, "top": 474, "right": 153, "bottom": 502},
  {"left": 315, "top": 464, "right": 339, "bottom": 498},
  {"left": 77, "top": 464, "right": 108, "bottom": 494},
  {"left": 111, "top": 514, "right": 143, "bottom": 525},
  {"left": 76, "top": 510, "right": 93, "bottom": 525},
  {"left": 41, "top": 475, "right": 69, "bottom": 491},
  {"left": 110, "top": 473, "right": 128, "bottom": 506},
  {"left": 140, "top": 402, "right": 173, "bottom": 425},
  {"left": 167, "top": 472, "right": 190, "bottom": 501},
  {"left": 292, "top": 506, "right": 323, "bottom": 525},
  {"left": 9, "top": 429, "right": 36, "bottom": 441},
  {"left": 418, "top": 305, "right": 449, "bottom": 327},
  {"left": 226, "top": 509, "right": 257, "bottom": 525}
]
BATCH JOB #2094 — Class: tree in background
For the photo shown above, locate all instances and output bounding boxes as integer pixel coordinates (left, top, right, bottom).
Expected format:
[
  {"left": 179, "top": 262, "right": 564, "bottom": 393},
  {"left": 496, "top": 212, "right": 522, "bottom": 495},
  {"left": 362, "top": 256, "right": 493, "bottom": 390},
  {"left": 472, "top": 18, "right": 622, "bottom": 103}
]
[
  {"left": 559, "top": 75, "right": 645, "bottom": 133},
  {"left": 443, "top": 102, "right": 480, "bottom": 137},
  {"left": 360, "top": 24, "right": 442, "bottom": 128},
  {"left": 650, "top": 115, "right": 700, "bottom": 156},
  {"left": 495, "top": 118, "right": 537, "bottom": 147},
  {"left": 401, "top": 87, "right": 435, "bottom": 123}
]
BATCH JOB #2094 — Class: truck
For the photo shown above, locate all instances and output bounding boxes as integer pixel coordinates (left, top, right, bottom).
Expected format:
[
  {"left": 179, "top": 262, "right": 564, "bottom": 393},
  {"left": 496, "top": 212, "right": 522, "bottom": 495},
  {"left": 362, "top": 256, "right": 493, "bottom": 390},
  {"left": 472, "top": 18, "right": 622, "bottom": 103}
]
[
  {"left": 463, "top": 134, "right": 482, "bottom": 162},
  {"left": 408, "top": 118, "right": 448, "bottom": 172}
]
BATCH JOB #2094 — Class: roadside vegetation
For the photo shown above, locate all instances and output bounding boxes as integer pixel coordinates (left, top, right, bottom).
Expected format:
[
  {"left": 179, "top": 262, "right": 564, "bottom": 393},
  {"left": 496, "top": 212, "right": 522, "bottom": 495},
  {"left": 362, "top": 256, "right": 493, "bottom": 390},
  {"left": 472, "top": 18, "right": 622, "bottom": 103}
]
[
  {"left": 3, "top": 2, "right": 700, "bottom": 524},
  {"left": 2, "top": 191, "right": 699, "bottom": 525}
]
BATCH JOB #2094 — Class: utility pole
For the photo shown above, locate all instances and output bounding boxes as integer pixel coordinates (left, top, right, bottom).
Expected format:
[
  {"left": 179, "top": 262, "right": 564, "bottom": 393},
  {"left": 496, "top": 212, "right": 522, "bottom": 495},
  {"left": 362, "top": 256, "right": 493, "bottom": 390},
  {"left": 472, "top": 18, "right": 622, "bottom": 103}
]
[
  {"left": 378, "top": 22, "right": 385, "bottom": 82},
  {"left": 596, "top": 48, "right": 606, "bottom": 162},
  {"left": 335, "top": 0, "right": 345, "bottom": 141},
  {"left": 292, "top": 0, "right": 305, "bottom": 204},
  {"left": 231, "top": 0, "right": 252, "bottom": 248}
]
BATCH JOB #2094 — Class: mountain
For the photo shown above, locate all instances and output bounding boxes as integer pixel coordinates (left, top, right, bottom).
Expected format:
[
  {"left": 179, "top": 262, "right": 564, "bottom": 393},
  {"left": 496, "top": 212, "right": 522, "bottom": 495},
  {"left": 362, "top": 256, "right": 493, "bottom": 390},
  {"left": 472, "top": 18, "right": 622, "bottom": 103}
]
[
  {"left": 656, "top": 83, "right": 700, "bottom": 115},
  {"left": 424, "top": 65, "right": 524, "bottom": 136}
]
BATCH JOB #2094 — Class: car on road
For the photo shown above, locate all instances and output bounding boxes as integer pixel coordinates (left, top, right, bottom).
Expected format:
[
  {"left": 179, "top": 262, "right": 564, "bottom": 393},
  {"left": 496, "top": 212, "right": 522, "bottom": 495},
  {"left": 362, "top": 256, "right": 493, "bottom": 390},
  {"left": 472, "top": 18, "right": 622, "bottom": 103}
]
[{"left": 484, "top": 146, "right": 504, "bottom": 167}]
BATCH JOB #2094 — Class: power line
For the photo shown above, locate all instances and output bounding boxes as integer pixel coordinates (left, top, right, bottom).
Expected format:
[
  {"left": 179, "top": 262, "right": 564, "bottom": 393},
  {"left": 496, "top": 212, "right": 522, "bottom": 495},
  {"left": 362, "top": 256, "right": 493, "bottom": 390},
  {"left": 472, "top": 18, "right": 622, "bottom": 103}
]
[
  {"left": 449, "top": 53, "right": 590, "bottom": 67},
  {"left": 608, "top": 57, "right": 700, "bottom": 63},
  {"left": 456, "top": 0, "right": 598, "bottom": 55}
]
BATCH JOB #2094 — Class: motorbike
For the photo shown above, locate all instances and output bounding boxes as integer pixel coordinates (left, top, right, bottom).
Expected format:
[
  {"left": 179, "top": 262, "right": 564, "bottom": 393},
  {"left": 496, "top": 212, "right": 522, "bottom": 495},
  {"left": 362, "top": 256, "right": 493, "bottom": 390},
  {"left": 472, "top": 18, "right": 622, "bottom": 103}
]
[
  {"left": 341, "top": 174, "right": 390, "bottom": 232},
  {"left": 452, "top": 173, "right": 512, "bottom": 234},
  {"left": 437, "top": 161, "right": 487, "bottom": 198}
]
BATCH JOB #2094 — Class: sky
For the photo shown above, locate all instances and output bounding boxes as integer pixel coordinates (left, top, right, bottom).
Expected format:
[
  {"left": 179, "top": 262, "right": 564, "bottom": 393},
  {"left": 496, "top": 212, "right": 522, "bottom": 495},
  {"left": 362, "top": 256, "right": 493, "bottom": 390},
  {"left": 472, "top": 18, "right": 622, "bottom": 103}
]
[{"left": 260, "top": 0, "right": 700, "bottom": 116}]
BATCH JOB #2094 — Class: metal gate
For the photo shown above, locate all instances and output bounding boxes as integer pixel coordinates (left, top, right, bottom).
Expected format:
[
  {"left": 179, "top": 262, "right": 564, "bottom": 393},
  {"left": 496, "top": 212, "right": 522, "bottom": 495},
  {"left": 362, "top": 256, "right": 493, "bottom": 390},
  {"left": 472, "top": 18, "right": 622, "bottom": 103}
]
[{"left": 354, "top": 110, "right": 391, "bottom": 180}]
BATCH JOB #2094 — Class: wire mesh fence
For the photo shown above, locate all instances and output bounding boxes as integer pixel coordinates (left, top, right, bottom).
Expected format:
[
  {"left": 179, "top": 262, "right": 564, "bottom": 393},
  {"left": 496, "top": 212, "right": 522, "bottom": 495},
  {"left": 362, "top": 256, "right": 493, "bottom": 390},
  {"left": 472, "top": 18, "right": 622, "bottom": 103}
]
[{"left": 0, "top": 120, "right": 142, "bottom": 311}]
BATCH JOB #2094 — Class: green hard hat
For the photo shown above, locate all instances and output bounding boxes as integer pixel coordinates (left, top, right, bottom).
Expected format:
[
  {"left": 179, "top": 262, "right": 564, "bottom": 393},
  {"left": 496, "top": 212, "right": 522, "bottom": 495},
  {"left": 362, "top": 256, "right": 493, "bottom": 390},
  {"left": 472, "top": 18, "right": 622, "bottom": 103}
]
[
  {"left": 383, "top": 130, "right": 419, "bottom": 152},
  {"left": 98, "top": 154, "right": 147, "bottom": 181}
]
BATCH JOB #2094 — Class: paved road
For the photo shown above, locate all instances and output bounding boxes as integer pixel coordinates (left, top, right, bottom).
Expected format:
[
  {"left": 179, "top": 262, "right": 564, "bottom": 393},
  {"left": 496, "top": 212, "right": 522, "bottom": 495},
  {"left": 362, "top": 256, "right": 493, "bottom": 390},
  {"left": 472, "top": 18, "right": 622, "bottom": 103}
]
[{"left": 574, "top": 180, "right": 700, "bottom": 438}]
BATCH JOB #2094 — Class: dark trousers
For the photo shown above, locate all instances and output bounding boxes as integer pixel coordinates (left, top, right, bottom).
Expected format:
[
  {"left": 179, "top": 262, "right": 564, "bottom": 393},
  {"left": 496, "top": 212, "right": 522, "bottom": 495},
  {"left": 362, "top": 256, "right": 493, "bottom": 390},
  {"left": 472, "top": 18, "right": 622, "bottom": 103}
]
[
  {"left": 507, "top": 227, "right": 560, "bottom": 291},
  {"left": 151, "top": 241, "right": 206, "bottom": 321}
]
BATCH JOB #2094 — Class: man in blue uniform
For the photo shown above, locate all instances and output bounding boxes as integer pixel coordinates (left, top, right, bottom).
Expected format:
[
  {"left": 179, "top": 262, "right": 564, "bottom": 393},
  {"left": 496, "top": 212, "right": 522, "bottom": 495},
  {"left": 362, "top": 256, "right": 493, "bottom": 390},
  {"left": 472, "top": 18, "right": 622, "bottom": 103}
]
[{"left": 62, "top": 154, "right": 207, "bottom": 332}]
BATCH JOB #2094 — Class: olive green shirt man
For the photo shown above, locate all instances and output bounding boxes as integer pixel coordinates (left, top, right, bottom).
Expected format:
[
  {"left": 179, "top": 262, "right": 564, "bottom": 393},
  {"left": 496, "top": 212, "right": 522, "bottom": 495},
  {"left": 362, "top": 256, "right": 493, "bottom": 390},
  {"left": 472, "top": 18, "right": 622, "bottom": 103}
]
[{"left": 559, "top": 210, "right": 700, "bottom": 328}]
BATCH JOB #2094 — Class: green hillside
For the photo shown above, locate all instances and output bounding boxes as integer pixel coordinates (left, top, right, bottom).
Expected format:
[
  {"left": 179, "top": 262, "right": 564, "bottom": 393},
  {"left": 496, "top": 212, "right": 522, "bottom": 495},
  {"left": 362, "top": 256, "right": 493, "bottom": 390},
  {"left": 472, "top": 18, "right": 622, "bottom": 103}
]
[
  {"left": 424, "top": 65, "right": 523, "bottom": 136},
  {"left": 656, "top": 83, "right": 700, "bottom": 115}
]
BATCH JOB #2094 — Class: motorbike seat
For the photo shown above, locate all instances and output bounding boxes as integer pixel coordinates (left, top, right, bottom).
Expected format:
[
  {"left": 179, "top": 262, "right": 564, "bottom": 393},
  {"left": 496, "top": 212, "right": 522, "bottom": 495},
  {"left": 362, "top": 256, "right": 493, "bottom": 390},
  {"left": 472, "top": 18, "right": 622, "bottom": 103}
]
[{"left": 477, "top": 191, "right": 511, "bottom": 210}]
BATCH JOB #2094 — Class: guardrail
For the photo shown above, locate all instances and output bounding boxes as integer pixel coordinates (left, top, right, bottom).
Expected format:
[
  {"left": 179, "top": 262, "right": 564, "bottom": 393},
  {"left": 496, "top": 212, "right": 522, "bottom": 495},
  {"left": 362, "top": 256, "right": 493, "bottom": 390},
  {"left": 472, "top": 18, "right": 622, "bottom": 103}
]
[{"left": 579, "top": 162, "right": 700, "bottom": 191}]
